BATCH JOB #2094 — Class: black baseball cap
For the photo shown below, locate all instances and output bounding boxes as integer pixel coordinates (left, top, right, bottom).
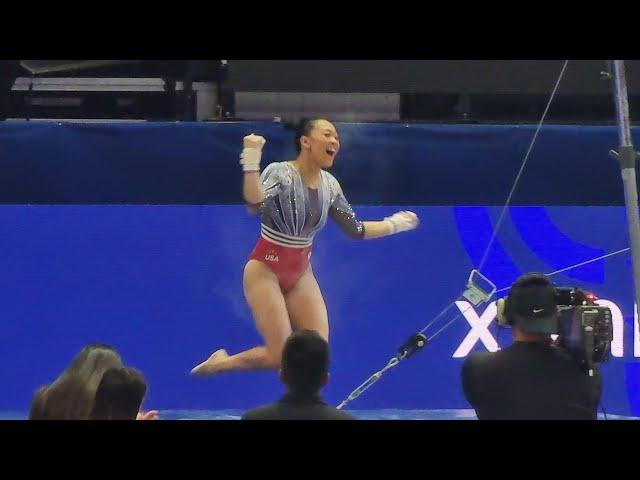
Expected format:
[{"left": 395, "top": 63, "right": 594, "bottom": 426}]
[{"left": 509, "top": 274, "right": 559, "bottom": 334}]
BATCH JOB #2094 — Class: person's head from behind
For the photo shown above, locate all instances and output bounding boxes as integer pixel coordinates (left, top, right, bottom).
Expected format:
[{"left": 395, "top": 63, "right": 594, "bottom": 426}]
[
  {"left": 287, "top": 118, "right": 340, "bottom": 169},
  {"left": 33, "top": 345, "right": 123, "bottom": 420},
  {"left": 503, "top": 273, "right": 559, "bottom": 342},
  {"left": 90, "top": 367, "right": 147, "bottom": 420},
  {"left": 280, "top": 330, "right": 330, "bottom": 396}
]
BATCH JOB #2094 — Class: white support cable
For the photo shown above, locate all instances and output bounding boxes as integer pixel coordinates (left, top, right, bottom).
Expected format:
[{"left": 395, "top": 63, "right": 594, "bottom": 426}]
[
  {"left": 477, "top": 60, "right": 569, "bottom": 273},
  {"left": 494, "top": 247, "right": 632, "bottom": 295}
]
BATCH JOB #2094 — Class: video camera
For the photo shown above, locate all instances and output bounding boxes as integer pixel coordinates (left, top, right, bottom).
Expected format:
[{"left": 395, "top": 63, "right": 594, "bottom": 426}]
[
  {"left": 495, "top": 273, "right": 613, "bottom": 376},
  {"left": 555, "top": 287, "right": 613, "bottom": 374}
]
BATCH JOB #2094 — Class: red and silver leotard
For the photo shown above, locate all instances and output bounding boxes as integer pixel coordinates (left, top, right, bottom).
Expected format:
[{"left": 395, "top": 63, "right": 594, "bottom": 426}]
[{"left": 249, "top": 161, "right": 364, "bottom": 292}]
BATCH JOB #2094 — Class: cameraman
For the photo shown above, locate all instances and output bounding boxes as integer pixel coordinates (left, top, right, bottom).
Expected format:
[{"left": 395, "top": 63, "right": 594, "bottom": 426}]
[{"left": 461, "top": 273, "right": 602, "bottom": 420}]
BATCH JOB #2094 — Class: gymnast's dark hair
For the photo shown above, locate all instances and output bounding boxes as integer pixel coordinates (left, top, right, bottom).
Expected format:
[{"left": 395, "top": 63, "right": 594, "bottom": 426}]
[{"left": 282, "top": 118, "right": 325, "bottom": 154}]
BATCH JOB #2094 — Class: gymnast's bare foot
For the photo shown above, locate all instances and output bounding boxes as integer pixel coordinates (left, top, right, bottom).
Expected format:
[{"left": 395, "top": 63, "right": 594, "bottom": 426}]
[{"left": 190, "top": 349, "right": 229, "bottom": 376}]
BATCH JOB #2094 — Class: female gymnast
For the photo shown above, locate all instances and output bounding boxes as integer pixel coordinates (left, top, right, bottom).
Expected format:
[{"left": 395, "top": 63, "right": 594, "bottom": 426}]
[{"left": 191, "top": 119, "right": 419, "bottom": 376}]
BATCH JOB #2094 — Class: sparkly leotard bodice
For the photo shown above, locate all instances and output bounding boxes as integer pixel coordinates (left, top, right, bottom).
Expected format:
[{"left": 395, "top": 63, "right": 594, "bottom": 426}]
[{"left": 255, "top": 161, "right": 364, "bottom": 246}]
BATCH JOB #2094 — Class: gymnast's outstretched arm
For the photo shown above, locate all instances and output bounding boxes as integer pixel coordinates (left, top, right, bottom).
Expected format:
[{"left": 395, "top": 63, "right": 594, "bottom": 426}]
[{"left": 328, "top": 178, "right": 419, "bottom": 240}]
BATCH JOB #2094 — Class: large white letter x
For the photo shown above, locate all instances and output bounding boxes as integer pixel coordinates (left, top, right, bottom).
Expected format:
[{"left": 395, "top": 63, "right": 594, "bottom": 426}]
[{"left": 452, "top": 301, "right": 499, "bottom": 358}]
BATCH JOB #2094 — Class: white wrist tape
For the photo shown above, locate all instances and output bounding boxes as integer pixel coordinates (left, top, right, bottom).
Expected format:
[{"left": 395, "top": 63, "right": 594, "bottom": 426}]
[{"left": 240, "top": 147, "right": 262, "bottom": 172}]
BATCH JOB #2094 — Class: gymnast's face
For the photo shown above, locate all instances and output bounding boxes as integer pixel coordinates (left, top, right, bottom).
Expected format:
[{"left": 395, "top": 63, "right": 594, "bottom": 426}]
[{"left": 302, "top": 120, "right": 340, "bottom": 168}]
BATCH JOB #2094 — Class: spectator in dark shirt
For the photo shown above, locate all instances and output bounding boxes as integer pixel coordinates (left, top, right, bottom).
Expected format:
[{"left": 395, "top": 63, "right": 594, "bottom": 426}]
[{"left": 242, "top": 330, "right": 355, "bottom": 420}]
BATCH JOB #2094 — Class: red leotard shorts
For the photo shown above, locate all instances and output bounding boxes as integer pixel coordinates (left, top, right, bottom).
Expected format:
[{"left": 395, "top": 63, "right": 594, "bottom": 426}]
[{"left": 249, "top": 233, "right": 313, "bottom": 293}]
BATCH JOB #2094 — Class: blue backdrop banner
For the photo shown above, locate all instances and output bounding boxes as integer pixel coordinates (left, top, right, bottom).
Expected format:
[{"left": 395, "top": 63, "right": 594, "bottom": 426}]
[{"left": 0, "top": 121, "right": 637, "bottom": 416}]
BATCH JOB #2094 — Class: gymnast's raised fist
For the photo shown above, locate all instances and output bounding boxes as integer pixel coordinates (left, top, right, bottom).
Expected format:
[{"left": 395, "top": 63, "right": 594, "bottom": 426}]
[
  {"left": 243, "top": 134, "right": 266, "bottom": 150},
  {"left": 240, "top": 134, "right": 266, "bottom": 172}
]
